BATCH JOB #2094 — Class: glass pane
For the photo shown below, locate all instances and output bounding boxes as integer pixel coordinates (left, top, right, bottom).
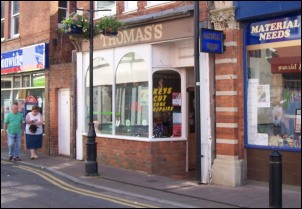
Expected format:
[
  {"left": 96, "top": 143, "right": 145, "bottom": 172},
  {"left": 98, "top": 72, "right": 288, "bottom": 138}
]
[
  {"left": 14, "top": 15, "right": 19, "bottom": 34},
  {"left": 1, "top": 21, "right": 4, "bottom": 38},
  {"left": 22, "top": 75, "right": 30, "bottom": 87},
  {"left": 12, "top": 1, "right": 19, "bottom": 15},
  {"left": 115, "top": 52, "right": 149, "bottom": 137},
  {"left": 13, "top": 76, "right": 21, "bottom": 88},
  {"left": 96, "top": 1, "right": 115, "bottom": 8},
  {"left": 1, "top": 78, "right": 12, "bottom": 88},
  {"left": 153, "top": 71, "right": 181, "bottom": 138},
  {"left": 1, "top": 2, "right": 4, "bottom": 19},
  {"left": 58, "top": 9, "right": 67, "bottom": 23},
  {"left": 32, "top": 73, "right": 45, "bottom": 87},
  {"left": 247, "top": 45, "right": 301, "bottom": 149},
  {"left": 1, "top": 90, "right": 11, "bottom": 129},
  {"left": 86, "top": 57, "right": 112, "bottom": 135},
  {"left": 59, "top": 1, "right": 67, "bottom": 8}
]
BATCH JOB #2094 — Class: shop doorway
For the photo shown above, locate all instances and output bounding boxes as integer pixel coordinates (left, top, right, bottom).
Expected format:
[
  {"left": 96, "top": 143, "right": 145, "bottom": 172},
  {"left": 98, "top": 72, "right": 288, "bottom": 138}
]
[
  {"left": 188, "top": 87, "right": 196, "bottom": 170},
  {"left": 58, "top": 88, "right": 70, "bottom": 156}
]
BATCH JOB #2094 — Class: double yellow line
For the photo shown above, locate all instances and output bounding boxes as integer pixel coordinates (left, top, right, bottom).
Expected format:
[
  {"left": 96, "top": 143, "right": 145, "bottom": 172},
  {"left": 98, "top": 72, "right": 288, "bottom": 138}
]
[{"left": 11, "top": 163, "right": 158, "bottom": 208}]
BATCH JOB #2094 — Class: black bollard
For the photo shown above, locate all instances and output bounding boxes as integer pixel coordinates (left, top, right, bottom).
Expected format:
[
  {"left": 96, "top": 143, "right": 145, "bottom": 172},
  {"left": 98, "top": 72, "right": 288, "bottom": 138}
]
[{"left": 269, "top": 151, "right": 282, "bottom": 208}]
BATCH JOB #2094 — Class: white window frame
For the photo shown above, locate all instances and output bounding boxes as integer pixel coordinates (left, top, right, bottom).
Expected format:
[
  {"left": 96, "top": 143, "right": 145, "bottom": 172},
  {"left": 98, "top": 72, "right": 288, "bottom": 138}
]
[
  {"left": 10, "top": 1, "right": 20, "bottom": 38},
  {"left": 94, "top": 1, "right": 116, "bottom": 19},
  {"left": 124, "top": 1, "right": 137, "bottom": 13},
  {"left": 146, "top": 1, "right": 172, "bottom": 8},
  {"left": 1, "top": 1, "right": 5, "bottom": 41}
]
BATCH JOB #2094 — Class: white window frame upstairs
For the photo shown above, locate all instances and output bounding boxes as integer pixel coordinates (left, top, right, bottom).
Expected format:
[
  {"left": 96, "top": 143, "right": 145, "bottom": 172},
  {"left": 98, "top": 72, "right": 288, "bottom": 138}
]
[
  {"left": 146, "top": 1, "right": 172, "bottom": 8},
  {"left": 124, "top": 1, "right": 137, "bottom": 13},
  {"left": 10, "top": 1, "right": 20, "bottom": 38},
  {"left": 94, "top": 1, "right": 116, "bottom": 19},
  {"left": 1, "top": 1, "right": 5, "bottom": 40}
]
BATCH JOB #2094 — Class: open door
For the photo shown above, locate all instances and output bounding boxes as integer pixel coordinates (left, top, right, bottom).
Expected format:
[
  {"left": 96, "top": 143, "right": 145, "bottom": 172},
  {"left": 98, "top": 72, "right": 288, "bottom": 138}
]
[{"left": 188, "top": 88, "right": 196, "bottom": 170}]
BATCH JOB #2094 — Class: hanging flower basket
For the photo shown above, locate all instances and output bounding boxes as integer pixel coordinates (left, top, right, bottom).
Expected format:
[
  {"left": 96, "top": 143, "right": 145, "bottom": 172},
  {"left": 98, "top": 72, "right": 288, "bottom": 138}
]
[
  {"left": 96, "top": 16, "right": 125, "bottom": 36},
  {"left": 60, "top": 13, "right": 99, "bottom": 41},
  {"left": 65, "top": 24, "right": 82, "bottom": 34},
  {"left": 59, "top": 13, "right": 125, "bottom": 42},
  {"left": 102, "top": 30, "right": 118, "bottom": 37}
]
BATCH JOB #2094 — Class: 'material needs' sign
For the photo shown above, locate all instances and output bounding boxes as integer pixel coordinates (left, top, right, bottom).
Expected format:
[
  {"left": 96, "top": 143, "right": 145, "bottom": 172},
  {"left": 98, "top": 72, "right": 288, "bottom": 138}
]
[
  {"left": 247, "top": 14, "right": 301, "bottom": 45},
  {"left": 1, "top": 43, "right": 49, "bottom": 75},
  {"left": 201, "top": 28, "right": 224, "bottom": 54}
]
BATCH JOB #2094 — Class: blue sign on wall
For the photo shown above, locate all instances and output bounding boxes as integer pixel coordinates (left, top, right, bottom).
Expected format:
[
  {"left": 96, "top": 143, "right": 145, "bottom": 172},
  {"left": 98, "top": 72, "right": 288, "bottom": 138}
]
[{"left": 201, "top": 28, "right": 224, "bottom": 54}]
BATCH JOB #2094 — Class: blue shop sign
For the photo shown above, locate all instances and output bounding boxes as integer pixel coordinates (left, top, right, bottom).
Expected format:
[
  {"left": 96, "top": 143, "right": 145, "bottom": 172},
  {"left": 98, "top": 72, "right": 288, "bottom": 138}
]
[
  {"left": 247, "top": 15, "right": 301, "bottom": 45},
  {"left": 1, "top": 43, "right": 49, "bottom": 75},
  {"left": 201, "top": 28, "right": 224, "bottom": 54}
]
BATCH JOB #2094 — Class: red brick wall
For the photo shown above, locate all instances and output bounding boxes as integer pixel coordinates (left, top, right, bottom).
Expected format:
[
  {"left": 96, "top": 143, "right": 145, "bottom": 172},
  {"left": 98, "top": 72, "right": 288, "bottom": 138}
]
[
  {"left": 83, "top": 137, "right": 186, "bottom": 176},
  {"left": 1, "top": 1, "right": 76, "bottom": 64},
  {"left": 48, "top": 63, "right": 74, "bottom": 155},
  {"left": 214, "top": 28, "right": 245, "bottom": 159}
]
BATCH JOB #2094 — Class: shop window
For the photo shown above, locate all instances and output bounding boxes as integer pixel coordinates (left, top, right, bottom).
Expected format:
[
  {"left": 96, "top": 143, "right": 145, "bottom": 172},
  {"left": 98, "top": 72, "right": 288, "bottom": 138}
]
[
  {"left": 1, "top": 91, "right": 11, "bottom": 129},
  {"left": 85, "top": 57, "right": 113, "bottom": 135},
  {"left": 153, "top": 70, "right": 181, "bottom": 138},
  {"left": 247, "top": 45, "right": 301, "bottom": 150},
  {"left": 1, "top": 73, "right": 45, "bottom": 130},
  {"left": 115, "top": 52, "right": 149, "bottom": 137}
]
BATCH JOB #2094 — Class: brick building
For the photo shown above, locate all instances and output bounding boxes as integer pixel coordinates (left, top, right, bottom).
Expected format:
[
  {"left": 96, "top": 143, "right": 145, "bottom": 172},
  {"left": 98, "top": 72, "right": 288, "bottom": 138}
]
[
  {"left": 1, "top": 1, "right": 301, "bottom": 187},
  {"left": 1, "top": 1, "right": 75, "bottom": 154}
]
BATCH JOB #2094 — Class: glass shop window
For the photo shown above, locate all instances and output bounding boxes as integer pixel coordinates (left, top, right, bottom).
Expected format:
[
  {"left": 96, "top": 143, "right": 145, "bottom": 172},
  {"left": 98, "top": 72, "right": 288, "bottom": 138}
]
[
  {"left": 115, "top": 52, "right": 149, "bottom": 137},
  {"left": 85, "top": 57, "right": 113, "bottom": 135},
  {"left": 247, "top": 44, "right": 301, "bottom": 150},
  {"left": 153, "top": 70, "right": 181, "bottom": 138}
]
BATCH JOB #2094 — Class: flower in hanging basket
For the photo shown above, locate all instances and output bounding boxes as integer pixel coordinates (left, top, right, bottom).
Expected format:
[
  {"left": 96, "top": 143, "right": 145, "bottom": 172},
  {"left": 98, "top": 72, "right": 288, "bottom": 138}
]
[
  {"left": 96, "top": 16, "right": 125, "bottom": 36},
  {"left": 60, "top": 13, "right": 100, "bottom": 41}
]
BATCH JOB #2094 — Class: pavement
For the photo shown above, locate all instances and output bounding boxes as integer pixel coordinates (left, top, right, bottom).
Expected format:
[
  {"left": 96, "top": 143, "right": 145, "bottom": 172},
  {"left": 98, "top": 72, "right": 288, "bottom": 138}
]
[{"left": 1, "top": 148, "right": 301, "bottom": 208}]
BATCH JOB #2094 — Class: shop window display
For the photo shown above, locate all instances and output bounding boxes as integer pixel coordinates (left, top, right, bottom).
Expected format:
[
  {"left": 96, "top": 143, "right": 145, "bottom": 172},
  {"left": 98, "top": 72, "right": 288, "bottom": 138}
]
[
  {"left": 115, "top": 52, "right": 149, "bottom": 137},
  {"left": 247, "top": 45, "right": 301, "bottom": 149},
  {"left": 85, "top": 57, "right": 113, "bottom": 135},
  {"left": 153, "top": 70, "right": 181, "bottom": 138},
  {"left": 1, "top": 73, "right": 45, "bottom": 129}
]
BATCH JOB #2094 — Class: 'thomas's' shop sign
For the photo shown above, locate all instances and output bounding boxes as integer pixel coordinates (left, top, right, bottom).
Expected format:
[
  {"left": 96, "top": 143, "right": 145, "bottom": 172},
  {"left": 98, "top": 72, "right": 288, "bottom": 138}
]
[{"left": 247, "top": 15, "right": 301, "bottom": 45}]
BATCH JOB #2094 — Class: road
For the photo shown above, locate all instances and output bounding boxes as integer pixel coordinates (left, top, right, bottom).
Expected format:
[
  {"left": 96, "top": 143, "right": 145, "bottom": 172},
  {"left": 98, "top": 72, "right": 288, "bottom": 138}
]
[{"left": 1, "top": 161, "right": 165, "bottom": 208}]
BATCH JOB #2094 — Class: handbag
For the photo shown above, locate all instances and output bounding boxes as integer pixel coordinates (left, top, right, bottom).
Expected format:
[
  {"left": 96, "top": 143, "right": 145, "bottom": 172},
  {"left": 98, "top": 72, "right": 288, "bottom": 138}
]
[{"left": 29, "top": 124, "right": 38, "bottom": 133}]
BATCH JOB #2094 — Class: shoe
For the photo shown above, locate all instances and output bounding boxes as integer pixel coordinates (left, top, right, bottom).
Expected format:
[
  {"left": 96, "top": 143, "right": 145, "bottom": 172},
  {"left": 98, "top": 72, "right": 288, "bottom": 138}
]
[
  {"left": 9, "top": 156, "right": 13, "bottom": 161},
  {"left": 33, "top": 155, "right": 38, "bottom": 159},
  {"left": 13, "top": 157, "right": 21, "bottom": 161},
  {"left": 30, "top": 157, "right": 34, "bottom": 160}
]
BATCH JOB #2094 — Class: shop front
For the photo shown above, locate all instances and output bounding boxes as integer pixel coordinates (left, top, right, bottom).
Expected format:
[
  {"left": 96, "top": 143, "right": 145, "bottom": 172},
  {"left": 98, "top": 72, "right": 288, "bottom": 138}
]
[
  {"left": 244, "top": 13, "right": 301, "bottom": 185},
  {"left": 1, "top": 43, "right": 48, "bottom": 150},
  {"left": 76, "top": 17, "right": 201, "bottom": 176}
]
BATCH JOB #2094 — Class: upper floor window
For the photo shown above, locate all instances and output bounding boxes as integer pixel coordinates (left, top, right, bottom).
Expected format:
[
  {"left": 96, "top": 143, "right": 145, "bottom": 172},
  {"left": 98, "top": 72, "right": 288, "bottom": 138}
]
[
  {"left": 58, "top": 1, "right": 68, "bottom": 25},
  {"left": 1, "top": 1, "right": 4, "bottom": 39},
  {"left": 124, "top": 1, "right": 137, "bottom": 13},
  {"left": 11, "top": 1, "right": 19, "bottom": 37},
  {"left": 95, "top": 1, "right": 116, "bottom": 19},
  {"left": 147, "top": 1, "right": 171, "bottom": 7}
]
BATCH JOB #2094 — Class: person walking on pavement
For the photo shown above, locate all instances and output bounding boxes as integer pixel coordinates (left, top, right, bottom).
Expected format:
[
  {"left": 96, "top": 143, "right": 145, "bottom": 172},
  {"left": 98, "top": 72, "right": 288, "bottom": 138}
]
[
  {"left": 25, "top": 105, "right": 43, "bottom": 159},
  {"left": 2, "top": 103, "right": 24, "bottom": 161}
]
